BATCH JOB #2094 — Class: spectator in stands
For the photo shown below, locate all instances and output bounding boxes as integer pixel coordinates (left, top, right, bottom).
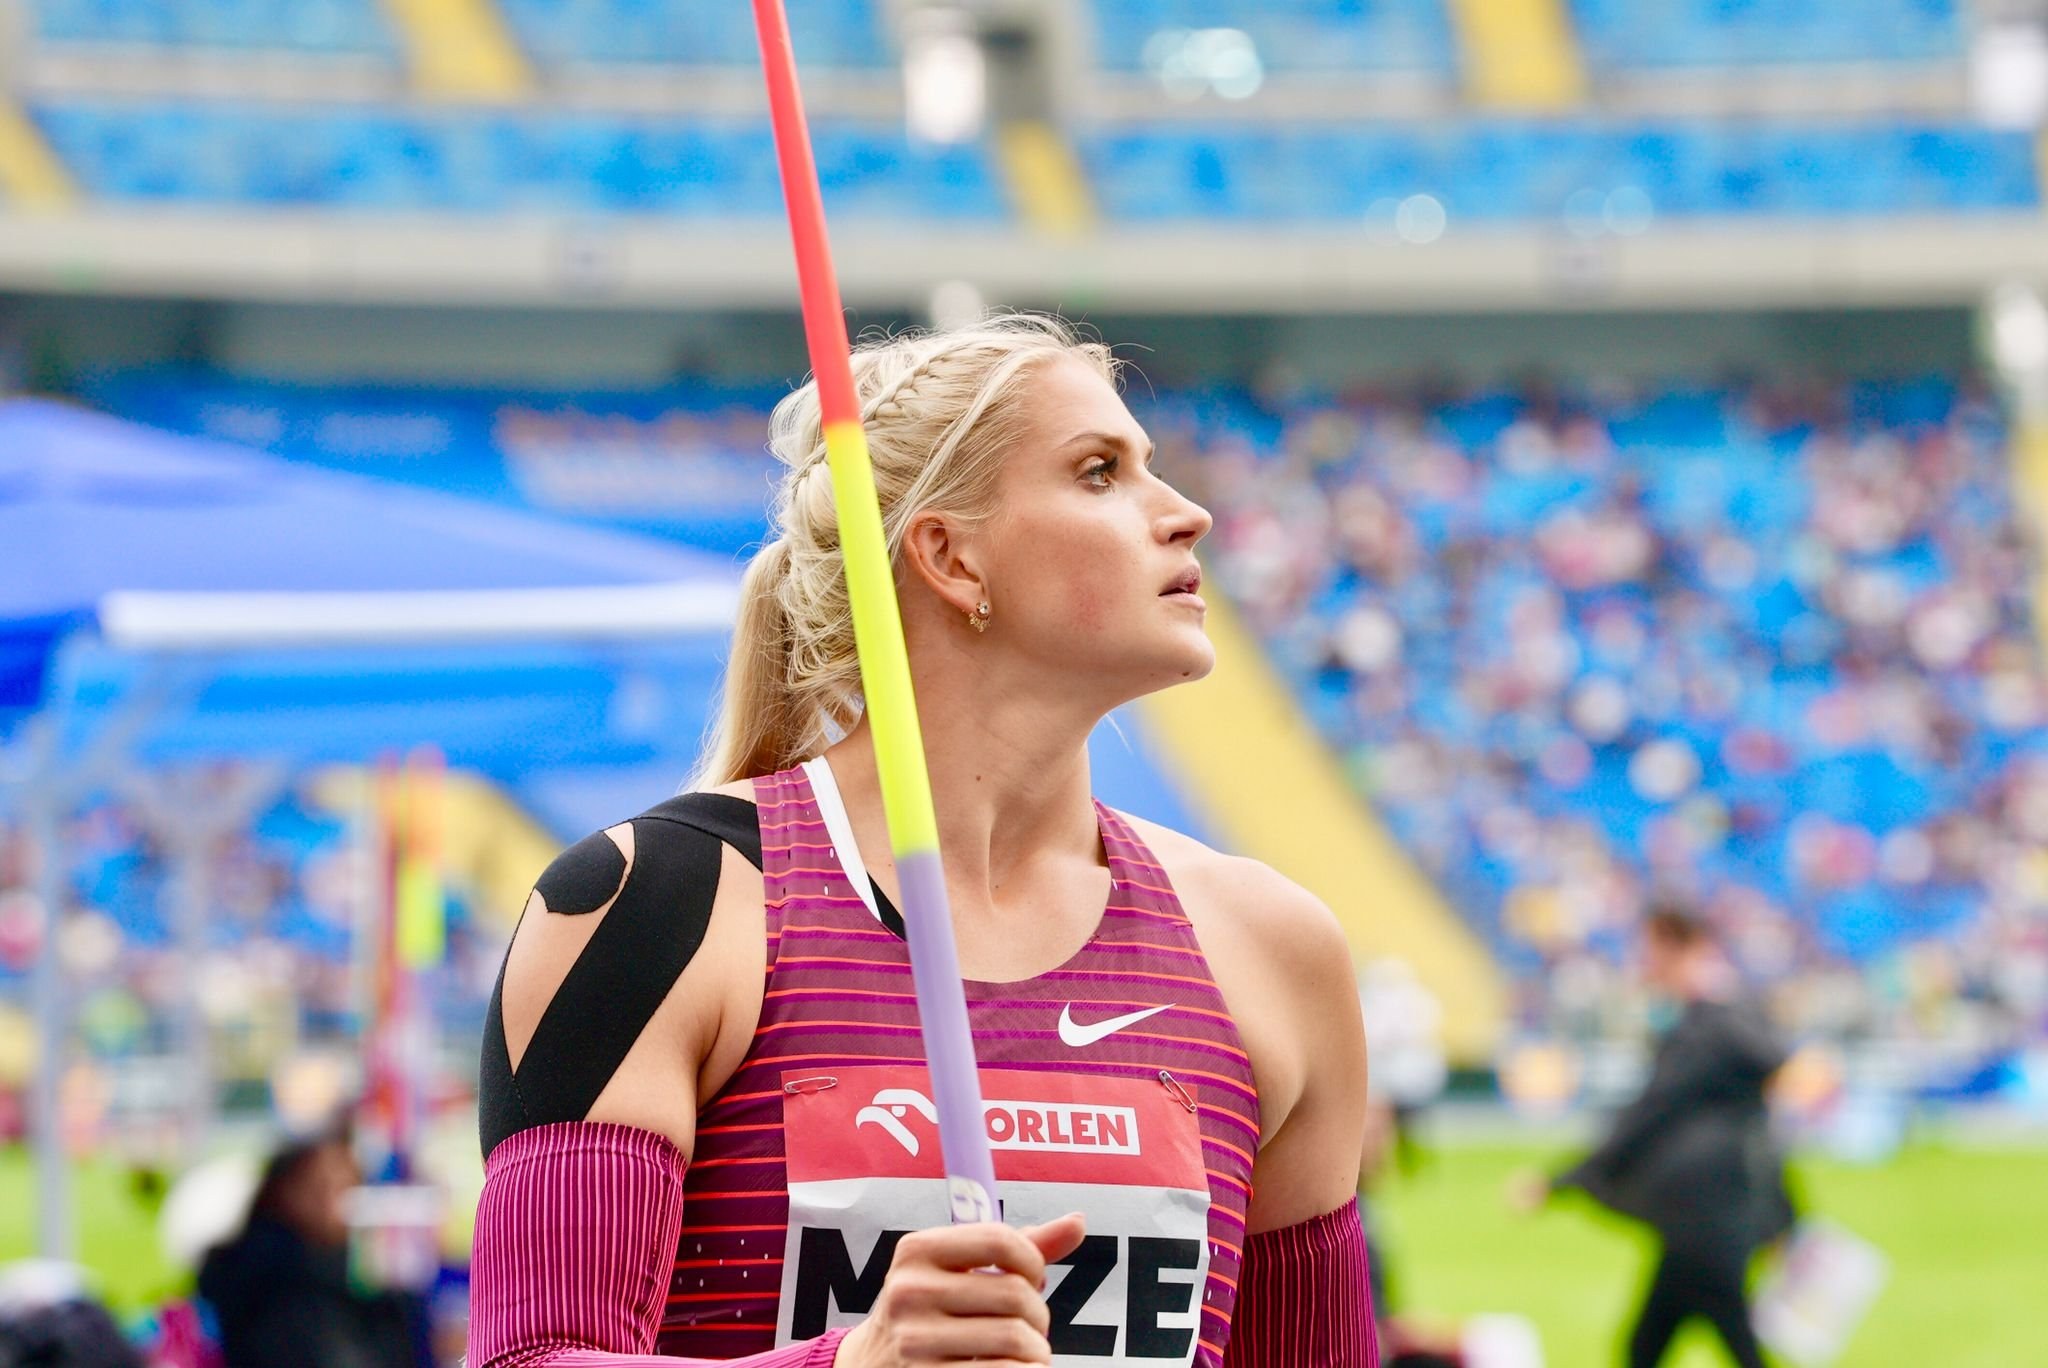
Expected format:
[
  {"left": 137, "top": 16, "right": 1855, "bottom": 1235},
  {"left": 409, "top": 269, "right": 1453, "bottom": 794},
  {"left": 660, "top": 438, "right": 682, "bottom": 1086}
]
[
  {"left": 1510, "top": 905, "right": 1794, "bottom": 1368},
  {"left": 198, "top": 1130, "right": 429, "bottom": 1368}
]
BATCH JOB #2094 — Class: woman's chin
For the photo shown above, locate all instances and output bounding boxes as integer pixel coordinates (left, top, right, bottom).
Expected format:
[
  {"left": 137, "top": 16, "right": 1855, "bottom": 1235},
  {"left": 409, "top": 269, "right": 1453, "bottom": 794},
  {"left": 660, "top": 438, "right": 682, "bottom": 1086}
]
[{"left": 1157, "top": 638, "right": 1217, "bottom": 686}]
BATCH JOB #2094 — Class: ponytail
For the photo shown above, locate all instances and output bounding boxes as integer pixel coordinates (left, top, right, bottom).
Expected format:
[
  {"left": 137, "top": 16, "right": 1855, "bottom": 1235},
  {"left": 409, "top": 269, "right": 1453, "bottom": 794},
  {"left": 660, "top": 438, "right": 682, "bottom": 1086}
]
[{"left": 691, "top": 539, "right": 813, "bottom": 786}]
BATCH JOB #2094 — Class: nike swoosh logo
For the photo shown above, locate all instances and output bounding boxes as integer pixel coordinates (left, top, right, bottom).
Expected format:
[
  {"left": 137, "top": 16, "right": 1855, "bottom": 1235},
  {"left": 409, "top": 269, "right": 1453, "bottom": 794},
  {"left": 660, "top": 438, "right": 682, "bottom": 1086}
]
[{"left": 1057, "top": 1002, "right": 1174, "bottom": 1048}]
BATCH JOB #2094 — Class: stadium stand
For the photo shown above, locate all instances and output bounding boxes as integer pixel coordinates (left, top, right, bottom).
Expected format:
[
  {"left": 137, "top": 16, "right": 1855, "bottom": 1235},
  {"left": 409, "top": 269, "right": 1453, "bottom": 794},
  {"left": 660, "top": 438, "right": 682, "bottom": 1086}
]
[
  {"left": 1162, "top": 376, "right": 2047, "bottom": 981},
  {"left": 496, "top": 0, "right": 888, "bottom": 67},
  {"left": 1079, "top": 120, "right": 2040, "bottom": 222},
  {"left": 22, "top": 101, "right": 2035, "bottom": 220},
  {"left": 31, "top": 104, "right": 1005, "bottom": 215},
  {"left": 1093, "top": 0, "right": 1458, "bottom": 75},
  {"left": 10, "top": 0, "right": 2030, "bottom": 227},
  {"left": 1569, "top": 0, "right": 1966, "bottom": 70},
  {"left": 27, "top": 0, "right": 398, "bottom": 53}
]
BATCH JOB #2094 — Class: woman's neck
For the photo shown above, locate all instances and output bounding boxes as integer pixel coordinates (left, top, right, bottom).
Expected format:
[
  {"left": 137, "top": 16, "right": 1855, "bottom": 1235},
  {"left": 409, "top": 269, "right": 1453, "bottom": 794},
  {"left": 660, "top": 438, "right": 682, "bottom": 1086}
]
[{"left": 824, "top": 690, "right": 1104, "bottom": 909}]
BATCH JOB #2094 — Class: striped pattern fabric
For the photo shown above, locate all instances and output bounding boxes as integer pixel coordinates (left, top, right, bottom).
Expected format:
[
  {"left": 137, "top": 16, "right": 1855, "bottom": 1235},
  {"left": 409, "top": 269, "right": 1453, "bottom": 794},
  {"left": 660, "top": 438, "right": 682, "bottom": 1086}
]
[
  {"left": 661, "top": 764, "right": 1261, "bottom": 1361},
  {"left": 468, "top": 1120, "right": 846, "bottom": 1366},
  {"left": 1224, "top": 1199, "right": 1379, "bottom": 1367}
]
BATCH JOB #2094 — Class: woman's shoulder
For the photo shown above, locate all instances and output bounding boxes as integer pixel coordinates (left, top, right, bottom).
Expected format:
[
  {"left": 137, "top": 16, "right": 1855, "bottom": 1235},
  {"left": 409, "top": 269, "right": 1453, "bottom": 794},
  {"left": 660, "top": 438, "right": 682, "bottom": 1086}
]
[
  {"left": 700, "top": 778, "right": 758, "bottom": 803},
  {"left": 1112, "top": 810, "right": 1367, "bottom": 1158},
  {"left": 1113, "top": 810, "right": 1351, "bottom": 971}
]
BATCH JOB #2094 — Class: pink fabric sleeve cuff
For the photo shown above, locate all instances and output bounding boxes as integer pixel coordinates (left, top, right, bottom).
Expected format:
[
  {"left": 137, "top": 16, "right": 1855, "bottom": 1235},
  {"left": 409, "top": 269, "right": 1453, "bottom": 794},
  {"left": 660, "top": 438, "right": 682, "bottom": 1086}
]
[
  {"left": 1223, "top": 1197, "right": 1379, "bottom": 1368},
  {"left": 469, "top": 1120, "right": 847, "bottom": 1368}
]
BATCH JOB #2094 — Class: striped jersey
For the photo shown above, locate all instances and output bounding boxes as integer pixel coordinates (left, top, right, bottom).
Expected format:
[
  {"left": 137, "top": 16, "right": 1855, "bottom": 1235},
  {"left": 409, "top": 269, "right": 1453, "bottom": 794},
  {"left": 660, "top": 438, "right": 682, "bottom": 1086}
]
[{"left": 659, "top": 764, "right": 1260, "bottom": 1365}]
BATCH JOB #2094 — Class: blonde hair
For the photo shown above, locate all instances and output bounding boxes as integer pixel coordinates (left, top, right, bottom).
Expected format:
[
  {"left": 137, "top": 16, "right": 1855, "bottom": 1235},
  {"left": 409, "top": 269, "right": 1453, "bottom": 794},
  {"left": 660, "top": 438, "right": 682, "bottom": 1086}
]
[{"left": 693, "top": 313, "right": 1118, "bottom": 785}]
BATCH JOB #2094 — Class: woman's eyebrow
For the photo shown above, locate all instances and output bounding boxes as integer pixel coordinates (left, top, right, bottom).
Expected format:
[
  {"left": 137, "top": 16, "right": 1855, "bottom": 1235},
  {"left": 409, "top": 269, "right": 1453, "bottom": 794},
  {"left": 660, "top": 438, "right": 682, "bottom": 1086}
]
[{"left": 1058, "top": 429, "right": 1157, "bottom": 463}]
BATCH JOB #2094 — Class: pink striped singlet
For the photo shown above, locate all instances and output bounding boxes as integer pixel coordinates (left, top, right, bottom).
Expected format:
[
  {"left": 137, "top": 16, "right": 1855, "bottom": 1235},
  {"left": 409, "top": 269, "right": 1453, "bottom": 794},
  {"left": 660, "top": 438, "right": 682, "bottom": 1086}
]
[{"left": 658, "top": 765, "right": 1260, "bottom": 1366}]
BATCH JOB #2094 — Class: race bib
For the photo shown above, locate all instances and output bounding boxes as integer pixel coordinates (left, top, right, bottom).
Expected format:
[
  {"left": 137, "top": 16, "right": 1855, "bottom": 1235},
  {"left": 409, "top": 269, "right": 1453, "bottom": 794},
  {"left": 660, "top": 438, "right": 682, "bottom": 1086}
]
[{"left": 777, "top": 1065, "right": 1213, "bottom": 1365}]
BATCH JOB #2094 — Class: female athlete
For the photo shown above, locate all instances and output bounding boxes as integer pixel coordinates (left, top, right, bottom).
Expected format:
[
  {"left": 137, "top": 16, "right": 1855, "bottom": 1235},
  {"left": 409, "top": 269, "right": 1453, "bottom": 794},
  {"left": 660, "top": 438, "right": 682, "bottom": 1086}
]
[{"left": 469, "top": 313, "right": 1376, "bottom": 1367}]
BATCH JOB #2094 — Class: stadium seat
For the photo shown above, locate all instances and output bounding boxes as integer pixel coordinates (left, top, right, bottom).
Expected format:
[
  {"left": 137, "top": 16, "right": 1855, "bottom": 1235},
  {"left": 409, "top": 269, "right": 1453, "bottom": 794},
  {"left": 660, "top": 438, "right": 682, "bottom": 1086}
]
[
  {"left": 28, "top": 0, "right": 397, "bottom": 53},
  {"left": 1092, "top": 0, "right": 1456, "bottom": 74},
  {"left": 495, "top": 0, "right": 889, "bottom": 67},
  {"left": 1568, "top": 0, "right": 1965, "bottom": 69}
]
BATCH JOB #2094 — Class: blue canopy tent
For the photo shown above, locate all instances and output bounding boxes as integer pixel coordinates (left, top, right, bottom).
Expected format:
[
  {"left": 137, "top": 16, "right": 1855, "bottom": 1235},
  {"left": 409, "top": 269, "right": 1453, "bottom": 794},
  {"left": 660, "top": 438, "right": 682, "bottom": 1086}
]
[{"left": 0, "top": 398, "right": 744, "bottom": 1258}]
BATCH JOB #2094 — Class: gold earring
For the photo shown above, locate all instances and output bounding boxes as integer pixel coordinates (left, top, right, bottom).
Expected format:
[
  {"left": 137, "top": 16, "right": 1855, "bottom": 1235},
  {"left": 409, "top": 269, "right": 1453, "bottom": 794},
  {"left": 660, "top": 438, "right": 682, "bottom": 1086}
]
[{"left": 967, "top": 601, "right": 990, "bottom": 633}]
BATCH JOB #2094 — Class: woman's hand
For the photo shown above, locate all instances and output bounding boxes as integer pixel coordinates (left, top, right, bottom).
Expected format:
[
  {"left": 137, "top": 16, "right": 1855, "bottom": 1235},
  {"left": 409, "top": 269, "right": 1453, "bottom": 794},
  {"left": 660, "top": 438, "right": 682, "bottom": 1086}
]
[{"left": 833, "top": 1213, "right": 1087, "bottom": 1367}]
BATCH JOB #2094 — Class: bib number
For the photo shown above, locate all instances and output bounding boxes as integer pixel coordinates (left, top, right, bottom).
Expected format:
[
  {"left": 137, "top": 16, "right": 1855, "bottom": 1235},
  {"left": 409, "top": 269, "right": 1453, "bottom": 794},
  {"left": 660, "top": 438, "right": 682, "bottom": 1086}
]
[{"left": 778, "top": 1066, "right": 1213, "bottom": 1366}]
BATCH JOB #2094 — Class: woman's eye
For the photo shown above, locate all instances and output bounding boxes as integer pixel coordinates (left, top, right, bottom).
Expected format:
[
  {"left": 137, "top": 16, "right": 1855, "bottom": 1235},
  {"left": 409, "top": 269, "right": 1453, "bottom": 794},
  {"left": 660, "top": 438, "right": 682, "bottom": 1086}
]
[{"left": 1083, "top": 457, "right": 1119, "bottom": 487}]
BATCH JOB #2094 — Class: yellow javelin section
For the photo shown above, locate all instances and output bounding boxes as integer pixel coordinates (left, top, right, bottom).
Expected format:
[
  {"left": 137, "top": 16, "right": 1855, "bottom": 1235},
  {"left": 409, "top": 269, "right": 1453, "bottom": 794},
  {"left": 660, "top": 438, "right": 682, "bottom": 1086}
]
[
  {"left": 380, "top": 0, "right": 532, "bottom": 101},
  {"left": 997, "top": 120, "right": 1095, "bottom": 237},
  {"left": 1446, "top": 0, "right": 1585, "bottom": 112},
  {"left": 1136, "top": 592, "right": 1508, "bottom": 1063},
  {"left": 0, "top": 102, "right": 77, "bottom": 209},
  {"left": 824, "top": 418, "right": 942, "bottom": 856}
]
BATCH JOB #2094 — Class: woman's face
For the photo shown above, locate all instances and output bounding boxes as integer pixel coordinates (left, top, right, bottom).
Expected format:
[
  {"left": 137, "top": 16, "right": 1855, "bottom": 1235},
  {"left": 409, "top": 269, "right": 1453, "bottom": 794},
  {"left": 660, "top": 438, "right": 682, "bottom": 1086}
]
[{"left": 967, "top": 354, "right": 1215, "bottom": 702}]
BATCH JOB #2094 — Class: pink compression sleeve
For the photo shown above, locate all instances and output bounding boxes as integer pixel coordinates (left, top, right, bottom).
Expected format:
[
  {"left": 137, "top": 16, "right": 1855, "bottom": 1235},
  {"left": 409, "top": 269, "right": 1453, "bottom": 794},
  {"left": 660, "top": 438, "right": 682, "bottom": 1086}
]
[
  {"left": 469, "top": 1121, "right": 847, "bottom": 1368},
  {"left": 1223, "top": 1198, "right": 1380, "bottom": 1368}
]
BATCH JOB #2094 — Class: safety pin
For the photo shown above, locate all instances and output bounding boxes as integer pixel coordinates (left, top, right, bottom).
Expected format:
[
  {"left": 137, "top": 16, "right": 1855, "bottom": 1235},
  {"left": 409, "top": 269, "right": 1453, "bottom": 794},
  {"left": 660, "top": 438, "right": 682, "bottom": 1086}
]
[
  {"left": 782, "top": 1075, "right": 839, "bottom": 1094},
  {"left": 1158, "top": 1070, "right": 1197, "bottom": 1113}
]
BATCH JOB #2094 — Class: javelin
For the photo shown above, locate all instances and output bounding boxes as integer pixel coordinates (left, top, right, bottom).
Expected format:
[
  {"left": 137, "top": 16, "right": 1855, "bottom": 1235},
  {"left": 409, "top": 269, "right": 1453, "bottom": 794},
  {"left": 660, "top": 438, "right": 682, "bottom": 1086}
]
[{"left": 751, "top": 0, "right": 999, "bottom": 1225}]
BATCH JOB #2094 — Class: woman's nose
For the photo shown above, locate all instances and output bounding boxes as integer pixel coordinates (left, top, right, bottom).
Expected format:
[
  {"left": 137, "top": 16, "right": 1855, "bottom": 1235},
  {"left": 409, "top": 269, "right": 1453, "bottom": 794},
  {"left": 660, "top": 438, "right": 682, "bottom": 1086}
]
[{"left": 1163, "top": 487, "right": 1213, "bottom": 545}]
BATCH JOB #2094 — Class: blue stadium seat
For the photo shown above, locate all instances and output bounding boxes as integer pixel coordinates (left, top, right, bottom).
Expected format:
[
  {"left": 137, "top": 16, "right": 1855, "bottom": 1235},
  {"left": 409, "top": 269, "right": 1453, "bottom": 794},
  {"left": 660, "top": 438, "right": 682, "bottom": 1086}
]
[
  {"left": 1079, "top": 120, "right": 2040, "bottom": 222},
  {"left": 1569, "top": 0, "right": 1964, "bottom": 68},
  {"left": 32, "top": 103, "right": 1005, "bottom": 217},
  {"left": 29, "top": 0, "right": 396, "bottom": 52},
  {"left": 1092, "top": 0, "right": 1456, "bottom": 74},
  {"left": 497, "top": 0, "right": 889, "bottom": 67}
]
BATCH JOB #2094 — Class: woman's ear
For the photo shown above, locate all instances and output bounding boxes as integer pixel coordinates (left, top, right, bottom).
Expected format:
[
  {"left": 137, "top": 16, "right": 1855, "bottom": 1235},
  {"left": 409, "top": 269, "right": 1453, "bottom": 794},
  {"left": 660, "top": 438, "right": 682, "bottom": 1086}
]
[{"left": 902, "top": 511, "right": 986, "bottom": 618}]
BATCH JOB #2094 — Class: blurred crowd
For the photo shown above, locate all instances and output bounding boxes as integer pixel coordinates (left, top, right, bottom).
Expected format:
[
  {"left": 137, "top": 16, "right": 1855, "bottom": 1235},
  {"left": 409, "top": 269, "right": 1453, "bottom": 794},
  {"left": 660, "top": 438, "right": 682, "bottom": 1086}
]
[
  {"left": 0, "top": 773, "right": 503, "bottom": 1158},
  {"left": 1164, "top": 372, "right": 2048, "bottom": 1085}
]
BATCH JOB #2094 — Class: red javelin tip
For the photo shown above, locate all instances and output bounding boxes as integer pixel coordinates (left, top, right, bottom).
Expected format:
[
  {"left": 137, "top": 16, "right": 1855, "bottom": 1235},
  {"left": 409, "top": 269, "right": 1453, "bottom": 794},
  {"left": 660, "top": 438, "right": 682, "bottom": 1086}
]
[{"left": 753, "top": 0, "right": 861, "bottom": 428}]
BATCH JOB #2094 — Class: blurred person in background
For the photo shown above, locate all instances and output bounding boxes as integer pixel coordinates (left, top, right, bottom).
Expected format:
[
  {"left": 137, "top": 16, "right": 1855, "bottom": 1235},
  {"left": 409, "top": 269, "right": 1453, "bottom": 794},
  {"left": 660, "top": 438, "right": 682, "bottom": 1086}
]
[
  {"left": 1510, "top": 904, "right": 1793, "bottom": 1368},
  {"left": 197, "top": 1130, "right": 429, "bottom": 1368},
  {"left": 0, "top": 1262, "right": 141, "bottom": 1368},
  {"left": 1358, "top": 1096, "right": 1464, "bottom": 1368}
]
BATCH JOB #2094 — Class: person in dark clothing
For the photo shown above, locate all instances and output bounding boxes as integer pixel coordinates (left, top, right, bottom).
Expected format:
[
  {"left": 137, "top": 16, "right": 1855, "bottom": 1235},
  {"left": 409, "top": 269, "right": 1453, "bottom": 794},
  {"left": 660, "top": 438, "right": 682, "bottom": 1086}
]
[
  {"left": 0, "top": 1264, "right": 141, "bottom": 1368},
  {"left": 196, "top": 1132, "right": 427, "bottom": 1368},
  {"left": 1513, "top": 907, "right": 1795, "bottom": 1368}
]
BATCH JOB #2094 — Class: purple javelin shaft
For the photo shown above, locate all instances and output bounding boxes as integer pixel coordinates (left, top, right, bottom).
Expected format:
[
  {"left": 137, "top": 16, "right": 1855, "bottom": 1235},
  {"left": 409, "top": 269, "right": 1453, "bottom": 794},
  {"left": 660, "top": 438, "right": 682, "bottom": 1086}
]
[{"left": 897, "top": 849, "right": 999, "bottom": 1222}]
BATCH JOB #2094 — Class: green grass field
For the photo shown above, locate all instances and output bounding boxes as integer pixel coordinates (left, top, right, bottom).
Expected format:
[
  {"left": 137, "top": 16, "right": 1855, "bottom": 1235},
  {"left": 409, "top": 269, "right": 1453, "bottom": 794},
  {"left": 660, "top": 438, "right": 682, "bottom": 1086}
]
[
  {"left": 1371, "top": 1139, "right": 2048, "bottom": 1366},
  {"left": 5, "top": 1139, "right": 2045, "bottom": 1363}
]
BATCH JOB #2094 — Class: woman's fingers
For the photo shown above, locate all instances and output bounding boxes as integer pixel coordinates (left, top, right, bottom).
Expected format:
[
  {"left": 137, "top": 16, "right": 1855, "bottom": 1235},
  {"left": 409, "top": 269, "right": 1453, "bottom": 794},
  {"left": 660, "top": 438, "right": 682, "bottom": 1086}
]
[
  {"left": 894, "top": 1316, "right": 1053, "bottom": 1364},
  {"left": 1020, "top": 1211, "right": 1087, "bottom": 1265},
  {"left": 899, "top": 1221, "right": 1049, "bottom": 1281},
  {"left": 843, "top": 1217, "right": 1092, "bottom": 1367},
  {"left": 927, "top": 1270, "right": 1051, "bottom": 1336}
]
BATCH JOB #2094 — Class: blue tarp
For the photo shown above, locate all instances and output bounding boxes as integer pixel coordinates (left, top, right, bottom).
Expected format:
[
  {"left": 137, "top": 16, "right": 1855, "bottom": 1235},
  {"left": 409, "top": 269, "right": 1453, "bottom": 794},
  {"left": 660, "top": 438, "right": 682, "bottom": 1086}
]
[
  {"left": 0, "top": 397, "right": 740, "bottom": 723},
  {"left": 0, "top": 399, "right": 750, "bottom": 823}
]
